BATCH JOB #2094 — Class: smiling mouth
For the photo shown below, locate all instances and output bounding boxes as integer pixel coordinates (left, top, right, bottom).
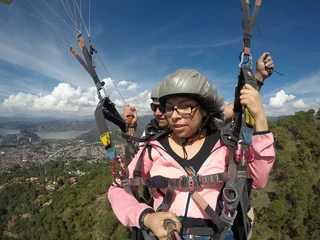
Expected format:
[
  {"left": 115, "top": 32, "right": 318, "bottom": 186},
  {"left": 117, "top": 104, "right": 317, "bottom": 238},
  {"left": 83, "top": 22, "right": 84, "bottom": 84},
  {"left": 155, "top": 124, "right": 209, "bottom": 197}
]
[{"left": 172, "top": 125, "right": 185, "bottom": 129}]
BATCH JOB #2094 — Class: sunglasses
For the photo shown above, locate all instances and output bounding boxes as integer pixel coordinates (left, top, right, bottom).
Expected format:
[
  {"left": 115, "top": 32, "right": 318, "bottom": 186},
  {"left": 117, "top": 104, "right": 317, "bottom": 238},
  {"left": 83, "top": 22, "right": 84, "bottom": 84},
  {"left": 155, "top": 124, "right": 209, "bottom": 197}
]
[{"left": 150, "top": 103, "right": 163, "bottom": 113}]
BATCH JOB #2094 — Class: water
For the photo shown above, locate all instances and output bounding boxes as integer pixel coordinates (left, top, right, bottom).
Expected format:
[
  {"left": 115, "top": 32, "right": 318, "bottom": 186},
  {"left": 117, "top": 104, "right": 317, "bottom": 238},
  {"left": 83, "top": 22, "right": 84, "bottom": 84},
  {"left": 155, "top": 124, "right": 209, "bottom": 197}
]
[{"left": 0, "top": 128, "right": 87, "bottom": 140}]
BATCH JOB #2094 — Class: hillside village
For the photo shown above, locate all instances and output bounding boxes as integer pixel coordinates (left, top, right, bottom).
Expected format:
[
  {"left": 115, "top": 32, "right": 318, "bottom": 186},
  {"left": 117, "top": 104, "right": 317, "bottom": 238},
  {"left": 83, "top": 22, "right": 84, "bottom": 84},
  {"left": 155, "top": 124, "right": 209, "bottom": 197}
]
[
  {"left": 0, "top": 130, "right": 126, "bottom": 171},
  {"left": 0, "top": 130, "right": 128, "bottom": 235}
]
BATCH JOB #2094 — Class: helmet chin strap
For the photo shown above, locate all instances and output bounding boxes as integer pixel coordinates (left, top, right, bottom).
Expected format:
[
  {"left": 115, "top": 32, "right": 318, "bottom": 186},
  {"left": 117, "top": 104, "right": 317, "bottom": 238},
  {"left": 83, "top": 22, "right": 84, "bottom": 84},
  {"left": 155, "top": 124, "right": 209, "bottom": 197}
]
[{"left": 178, "top": 115, "right": 210, "bottom": 160}]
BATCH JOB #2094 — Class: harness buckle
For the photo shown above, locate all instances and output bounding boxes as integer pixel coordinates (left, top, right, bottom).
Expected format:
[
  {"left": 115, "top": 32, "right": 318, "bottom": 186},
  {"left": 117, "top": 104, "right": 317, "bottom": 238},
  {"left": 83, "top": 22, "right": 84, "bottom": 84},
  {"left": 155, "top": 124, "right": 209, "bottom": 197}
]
[
  {"left": 145, "top": 178, "right": 153, "bottom": 188},
  {"left": 181, "top": 175, "right": 201, "bottom": 192}
]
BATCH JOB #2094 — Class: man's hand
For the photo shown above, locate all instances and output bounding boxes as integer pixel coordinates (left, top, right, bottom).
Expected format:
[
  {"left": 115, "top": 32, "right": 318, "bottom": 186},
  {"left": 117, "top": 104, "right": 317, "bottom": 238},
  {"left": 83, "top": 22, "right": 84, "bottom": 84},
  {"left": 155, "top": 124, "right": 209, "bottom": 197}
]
[
  {"left": 123, "top": 104, "right": 138, "bottom": 136},
  {"left": 255, "top": 52, "right": 274, "bottom": 82},
  {"left": 123, "top": 104, "right": 138, "bottom": 126}
]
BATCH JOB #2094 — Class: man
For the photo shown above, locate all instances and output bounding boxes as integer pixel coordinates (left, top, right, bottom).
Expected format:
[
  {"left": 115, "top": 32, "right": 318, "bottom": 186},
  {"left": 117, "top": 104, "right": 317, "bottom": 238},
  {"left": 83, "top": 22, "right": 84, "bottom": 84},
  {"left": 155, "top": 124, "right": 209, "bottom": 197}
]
[{"left": 123, "top": 81, "right": 169, "bottom": 139}]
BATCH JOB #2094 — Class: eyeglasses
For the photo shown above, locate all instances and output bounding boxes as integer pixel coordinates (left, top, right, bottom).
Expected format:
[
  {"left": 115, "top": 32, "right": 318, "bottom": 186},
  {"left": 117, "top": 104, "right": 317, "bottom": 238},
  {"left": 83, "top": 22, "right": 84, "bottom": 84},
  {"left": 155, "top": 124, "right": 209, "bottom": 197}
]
[
  {"left": 162, "top": 104, "right": 199, "bottom": 117},
  {"left": 150, "top": 103, "right": 163, "bottom": 112}
]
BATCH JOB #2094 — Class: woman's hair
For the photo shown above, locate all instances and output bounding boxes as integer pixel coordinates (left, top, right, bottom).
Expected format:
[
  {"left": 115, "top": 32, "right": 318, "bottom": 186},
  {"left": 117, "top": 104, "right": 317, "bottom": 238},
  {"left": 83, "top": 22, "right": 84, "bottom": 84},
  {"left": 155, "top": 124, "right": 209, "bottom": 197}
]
[{"left": 192, "top": 94, "right": 224, "bottom": 132}]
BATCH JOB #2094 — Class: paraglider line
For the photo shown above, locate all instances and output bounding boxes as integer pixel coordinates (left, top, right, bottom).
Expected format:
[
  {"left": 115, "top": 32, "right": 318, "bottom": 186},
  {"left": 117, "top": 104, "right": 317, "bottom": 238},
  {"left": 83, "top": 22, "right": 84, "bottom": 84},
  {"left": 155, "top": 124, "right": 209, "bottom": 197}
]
[
  {"left": 88, "top": 0, "right": 91, "bottom": 36},
  {"left": 28, "top": 0, "right": 69, "bottom": 46},
  {"left": 64, "top": 0, "right": 78, "bottom": 31},
  {"left": 41, "top": 0, "right": 76, "bottom": 35},
  {"left": 96, "top": 52, "right": 126, "bottom": 104},
  {"left": 61, "top": 0, "right": 78, "bottom": 31},
  {"left": 74, "top": 0, "right": 90, "bottom": 37},
  {"left": 73, "top": 0, "right": 78, "bottom": 31},
  {"left": 11, "top": 3, "right": 73, "bottom": 36}
]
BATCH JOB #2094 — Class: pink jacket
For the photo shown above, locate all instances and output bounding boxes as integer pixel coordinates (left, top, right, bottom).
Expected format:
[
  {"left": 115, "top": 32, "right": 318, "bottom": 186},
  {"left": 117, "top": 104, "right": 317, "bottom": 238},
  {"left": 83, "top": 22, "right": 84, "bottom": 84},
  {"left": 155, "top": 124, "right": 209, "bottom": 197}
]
[{"left": 108, "top": 132, "right": 275, "bottom": 227}]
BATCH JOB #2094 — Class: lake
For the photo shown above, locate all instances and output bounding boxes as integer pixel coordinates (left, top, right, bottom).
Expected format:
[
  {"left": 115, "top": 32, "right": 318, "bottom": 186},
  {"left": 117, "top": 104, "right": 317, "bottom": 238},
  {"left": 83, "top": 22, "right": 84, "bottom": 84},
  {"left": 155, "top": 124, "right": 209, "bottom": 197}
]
[{"left": 0, "top": 128, "right": 87, "bottom": 140}]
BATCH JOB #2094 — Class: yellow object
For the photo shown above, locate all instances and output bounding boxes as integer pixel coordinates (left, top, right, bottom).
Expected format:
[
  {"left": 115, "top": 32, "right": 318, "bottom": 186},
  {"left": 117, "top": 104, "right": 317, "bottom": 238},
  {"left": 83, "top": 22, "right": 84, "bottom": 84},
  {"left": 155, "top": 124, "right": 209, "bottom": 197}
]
[
  {"left": 245, "top": 108, "right": 255, "bottom": 127},
  {"left": 100, "top": 132, "right": 111, "bottom": 147}
]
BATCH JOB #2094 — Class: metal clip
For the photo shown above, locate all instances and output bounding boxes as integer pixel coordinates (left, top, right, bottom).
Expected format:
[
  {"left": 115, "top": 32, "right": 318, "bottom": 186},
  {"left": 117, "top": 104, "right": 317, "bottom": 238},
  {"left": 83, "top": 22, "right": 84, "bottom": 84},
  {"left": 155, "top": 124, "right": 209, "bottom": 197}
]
[
  {"left": 181, "top": 175, "right": 201, "bottom": 192},
  {"left": 110, "top": 156, "right": 126, "bottom": 176},
  {"left": 239, "top": 52, "right": 252, "bottom": 68},
  {"left": 235, "top": 140, "right": 243, "bottom": 163}
]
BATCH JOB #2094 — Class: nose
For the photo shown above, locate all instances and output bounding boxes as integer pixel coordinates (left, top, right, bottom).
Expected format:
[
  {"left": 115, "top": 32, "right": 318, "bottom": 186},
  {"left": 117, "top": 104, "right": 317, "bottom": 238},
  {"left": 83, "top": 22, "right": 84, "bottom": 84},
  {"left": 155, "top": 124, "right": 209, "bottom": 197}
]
[
  {"left": 170, "top": 108, "right": 181, "bottom": 120},
  {"left": 154, "top": 107, "right": 163, "bottom": 116}
]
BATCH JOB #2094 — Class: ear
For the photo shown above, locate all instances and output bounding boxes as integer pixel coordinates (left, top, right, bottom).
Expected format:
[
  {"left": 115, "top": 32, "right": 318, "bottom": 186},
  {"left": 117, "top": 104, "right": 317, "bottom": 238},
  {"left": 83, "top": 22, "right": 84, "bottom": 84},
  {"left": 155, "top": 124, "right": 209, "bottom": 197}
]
[{"left": 200, "top": 108, "right": 208, "bottom": 117}]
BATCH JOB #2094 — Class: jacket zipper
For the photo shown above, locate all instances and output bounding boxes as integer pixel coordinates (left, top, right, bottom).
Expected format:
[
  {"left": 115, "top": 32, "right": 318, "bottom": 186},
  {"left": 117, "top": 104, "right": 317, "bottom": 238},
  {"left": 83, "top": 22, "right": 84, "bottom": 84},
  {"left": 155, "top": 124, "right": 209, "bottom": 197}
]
[{"left": 183, "top": 193, "right": 191, "bottom": 217}]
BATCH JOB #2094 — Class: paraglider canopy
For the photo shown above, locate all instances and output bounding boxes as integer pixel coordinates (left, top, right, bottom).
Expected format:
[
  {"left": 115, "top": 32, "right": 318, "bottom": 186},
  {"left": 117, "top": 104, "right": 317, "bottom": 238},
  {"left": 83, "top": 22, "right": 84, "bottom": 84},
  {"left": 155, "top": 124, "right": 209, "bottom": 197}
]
[{"left": 0, "top": 0, "right": 12, "bottom": 5}]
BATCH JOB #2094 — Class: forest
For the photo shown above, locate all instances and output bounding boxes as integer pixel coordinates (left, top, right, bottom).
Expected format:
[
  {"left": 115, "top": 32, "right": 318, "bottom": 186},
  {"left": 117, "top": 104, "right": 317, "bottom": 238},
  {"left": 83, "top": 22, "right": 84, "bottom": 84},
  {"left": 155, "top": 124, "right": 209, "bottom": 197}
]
[{"left": 0, "top": 109, "right": 319, "bottom": 240}]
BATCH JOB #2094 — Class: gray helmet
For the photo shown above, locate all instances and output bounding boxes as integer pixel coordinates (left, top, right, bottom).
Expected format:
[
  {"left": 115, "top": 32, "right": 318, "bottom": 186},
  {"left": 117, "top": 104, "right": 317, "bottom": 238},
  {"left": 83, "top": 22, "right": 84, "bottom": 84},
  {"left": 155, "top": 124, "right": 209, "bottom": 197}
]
[
  {"left": 150, "top": 82, "right": 162, "bottom": 100},
  {"left": 158, "top": 69, "right": 219, "bottom": 105}
]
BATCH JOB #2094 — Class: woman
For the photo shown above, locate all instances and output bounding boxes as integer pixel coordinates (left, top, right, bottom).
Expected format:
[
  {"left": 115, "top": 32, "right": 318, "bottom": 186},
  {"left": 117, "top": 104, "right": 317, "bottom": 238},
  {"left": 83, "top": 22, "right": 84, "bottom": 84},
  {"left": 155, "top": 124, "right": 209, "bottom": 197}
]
[{"left": 108, "top": 69, "right": 275, "bottom": 240}]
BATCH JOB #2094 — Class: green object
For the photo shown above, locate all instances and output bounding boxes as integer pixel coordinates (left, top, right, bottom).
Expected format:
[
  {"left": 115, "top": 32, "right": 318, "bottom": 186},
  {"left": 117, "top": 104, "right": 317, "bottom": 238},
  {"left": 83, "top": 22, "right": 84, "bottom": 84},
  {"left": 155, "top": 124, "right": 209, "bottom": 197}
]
[
  {"left": 158, "top": 69, "right": 220, "bottom": 105},
  {"left": 150, "top": 82, "right": 162, "bottom": 100},
  {"left": 0, "top": 0, "right": 12, "bottom": 4}
]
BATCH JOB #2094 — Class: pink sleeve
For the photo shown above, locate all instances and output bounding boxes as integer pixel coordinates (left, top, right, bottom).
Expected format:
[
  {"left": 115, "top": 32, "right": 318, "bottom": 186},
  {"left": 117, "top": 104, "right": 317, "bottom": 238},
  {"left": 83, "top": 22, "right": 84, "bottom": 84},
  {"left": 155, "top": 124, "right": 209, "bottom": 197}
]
[
  {"left": 248, "top": 132, "right": 275, "bottom": 189},
  {"left": 107, "top": 144, "right": 156, "bottom": 227}
]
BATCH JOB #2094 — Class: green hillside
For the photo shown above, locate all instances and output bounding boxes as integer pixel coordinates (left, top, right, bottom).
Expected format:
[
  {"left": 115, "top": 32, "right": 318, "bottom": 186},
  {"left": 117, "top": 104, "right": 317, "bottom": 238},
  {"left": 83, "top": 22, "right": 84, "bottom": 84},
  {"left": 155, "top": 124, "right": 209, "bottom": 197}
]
[
  {"left": 1, "top": 109, "right": 319, "bottom": 240},
  {"left": 251, "top": 109, "right": 320, "bottom": 240}
]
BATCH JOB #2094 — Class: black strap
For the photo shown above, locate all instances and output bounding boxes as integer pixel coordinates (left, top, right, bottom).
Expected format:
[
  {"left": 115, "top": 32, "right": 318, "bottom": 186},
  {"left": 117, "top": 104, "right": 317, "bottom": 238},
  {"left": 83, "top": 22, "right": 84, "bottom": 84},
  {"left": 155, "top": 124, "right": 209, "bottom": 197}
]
[
  {"left": 217, "top": 145, "right": 250, "bottom": 239},
  {"left": 157, "top": 180, "right": 176, "bottom": 212},
  {"left": 233, "top": 66, "right": 258, "bottom": 132},
  {"left": 126, "top": 172, "right": 228, "bottom": 188},
  {"left": 133, "top": 142, "right": 151, "bottom": 178}
]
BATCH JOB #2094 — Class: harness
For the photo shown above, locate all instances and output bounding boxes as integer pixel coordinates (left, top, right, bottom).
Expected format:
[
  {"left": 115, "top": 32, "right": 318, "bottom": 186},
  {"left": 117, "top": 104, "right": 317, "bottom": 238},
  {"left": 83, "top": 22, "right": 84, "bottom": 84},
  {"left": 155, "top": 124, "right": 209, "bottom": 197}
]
[{"left": 112, "top": 128, "right": 255, "bottom": 240}]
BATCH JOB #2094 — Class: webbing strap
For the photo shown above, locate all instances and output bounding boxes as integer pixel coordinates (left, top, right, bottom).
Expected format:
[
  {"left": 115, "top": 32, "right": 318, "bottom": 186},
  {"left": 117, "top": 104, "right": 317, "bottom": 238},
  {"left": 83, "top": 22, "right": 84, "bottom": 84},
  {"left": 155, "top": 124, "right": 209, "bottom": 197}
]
[
  {"left": 219, "top": 146, "right": 250, "bottom": 239},
  {"left": 133, "top": 141, "right": 152, "bottom": 177},
  {"left": 240, "top": 0, "right": 262, "bottom": 55},
  {"left": 126, "top": 172, "right": 228, "bottom": 188},
  {"left": 233, "top": 66, "right": 258, "bottom": 130},
  {"left": 119, "top": 175, "right": 135, "bottom": 197},
  {"left": 190, "top": 191, "right": 225, "bottom": 233},
  {"left": 157, "top": 180, "right": 176, "bottom": 211}
]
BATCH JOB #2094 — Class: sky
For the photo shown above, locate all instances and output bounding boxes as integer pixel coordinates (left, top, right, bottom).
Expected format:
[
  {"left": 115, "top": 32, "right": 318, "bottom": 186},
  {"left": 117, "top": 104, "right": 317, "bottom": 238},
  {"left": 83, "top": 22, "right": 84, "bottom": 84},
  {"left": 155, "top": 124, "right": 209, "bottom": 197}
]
[{"left": 0, "top": 0, "right": 319, "bottom": 119}]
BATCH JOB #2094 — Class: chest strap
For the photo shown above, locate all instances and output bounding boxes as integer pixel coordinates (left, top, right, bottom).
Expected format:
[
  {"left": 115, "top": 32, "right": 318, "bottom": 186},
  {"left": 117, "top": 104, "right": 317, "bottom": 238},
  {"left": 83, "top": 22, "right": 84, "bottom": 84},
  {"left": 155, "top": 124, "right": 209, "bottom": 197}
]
[{"left": 125, "top": 172, "right": 228, "bottom": 189}]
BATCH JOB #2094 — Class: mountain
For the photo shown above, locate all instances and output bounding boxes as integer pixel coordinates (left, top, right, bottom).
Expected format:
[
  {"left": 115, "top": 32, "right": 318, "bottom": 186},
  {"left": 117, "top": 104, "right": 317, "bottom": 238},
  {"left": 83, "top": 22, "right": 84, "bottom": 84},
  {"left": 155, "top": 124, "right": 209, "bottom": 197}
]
[
  {"left": 267, "top": 115, "right": 287, "bottom": 122},
  {"left": 0, "top": 114, "right": 94, "bottom": 123},
  {"left": 0, "top": 120, "right": 97, "bottom": 132}
]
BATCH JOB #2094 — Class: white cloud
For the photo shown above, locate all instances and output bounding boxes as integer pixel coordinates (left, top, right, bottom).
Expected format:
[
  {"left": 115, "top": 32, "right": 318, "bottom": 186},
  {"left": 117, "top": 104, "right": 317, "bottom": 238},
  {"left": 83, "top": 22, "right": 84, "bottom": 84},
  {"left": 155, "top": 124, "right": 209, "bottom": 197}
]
[
  {"left": 0, "top": 82, "right": 153, "bottom": 118},
  {"left": 269, "top": 90, "right": 296, "bottom": 108},
  {"left": 264, "top": 90, "right": 318, "bottom": 116},
  {"left": 116, "top": 80, "right": 138, "bottom": 91},
  {"left": 292, "top": 99, "right": 308, "bottom": 108}
]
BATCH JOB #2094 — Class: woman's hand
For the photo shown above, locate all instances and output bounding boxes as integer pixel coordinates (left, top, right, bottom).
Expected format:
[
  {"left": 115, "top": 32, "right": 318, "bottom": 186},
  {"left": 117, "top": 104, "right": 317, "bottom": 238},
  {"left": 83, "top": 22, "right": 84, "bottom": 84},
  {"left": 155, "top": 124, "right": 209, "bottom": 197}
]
[
  {"left": 240, "top": 84, "right": 268, "bottom": 132},
  {"left": 143, "top": 211, "right": 182, "bottom": 240}
]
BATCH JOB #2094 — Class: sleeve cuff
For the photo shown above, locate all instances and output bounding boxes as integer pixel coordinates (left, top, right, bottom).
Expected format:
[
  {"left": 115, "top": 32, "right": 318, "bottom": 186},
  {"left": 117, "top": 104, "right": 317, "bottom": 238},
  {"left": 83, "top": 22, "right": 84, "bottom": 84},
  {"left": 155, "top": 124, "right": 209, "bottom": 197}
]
[
  {"left": 139, "top": 208, "right": 155, "bottom": 229},
  {"left": 253, "top": 130, "right": 270, "bottom": 135}
]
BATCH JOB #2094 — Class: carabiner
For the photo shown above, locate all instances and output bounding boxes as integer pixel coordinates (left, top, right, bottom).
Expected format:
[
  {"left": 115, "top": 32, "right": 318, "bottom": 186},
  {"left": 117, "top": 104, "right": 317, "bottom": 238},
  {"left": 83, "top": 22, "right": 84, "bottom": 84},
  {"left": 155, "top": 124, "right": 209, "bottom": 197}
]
[
  {"left": 238, "top": 52, "right": 252, "bottom": 68},
  {"left": 235, "top": 140, "right": 243, "bottom": 163},
  {"left": 110, "top": 156, "right": 127, "bottom": 176}
]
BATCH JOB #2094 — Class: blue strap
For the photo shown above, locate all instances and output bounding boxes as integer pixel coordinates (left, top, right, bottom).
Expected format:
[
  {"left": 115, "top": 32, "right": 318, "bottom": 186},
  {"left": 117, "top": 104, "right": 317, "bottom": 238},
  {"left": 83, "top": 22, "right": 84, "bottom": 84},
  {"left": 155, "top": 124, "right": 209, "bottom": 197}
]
[{"left": 241, "top": 126, "right": 254, "bottom": 145}]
